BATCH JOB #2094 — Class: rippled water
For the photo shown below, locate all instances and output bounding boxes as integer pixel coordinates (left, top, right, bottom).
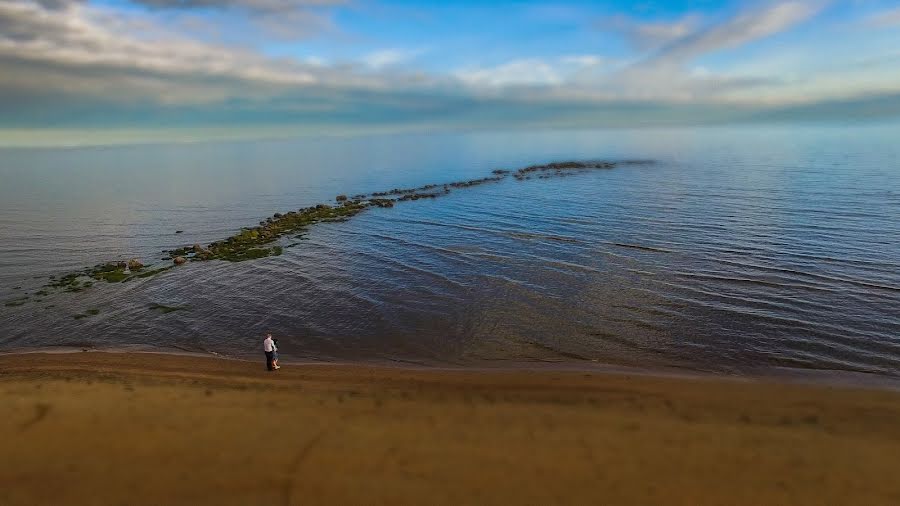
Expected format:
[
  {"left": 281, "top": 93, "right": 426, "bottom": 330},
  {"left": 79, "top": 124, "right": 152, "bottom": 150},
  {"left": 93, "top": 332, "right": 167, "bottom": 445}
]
[{"left": 1, "top": 124, "right": 899, "bottom": 375}]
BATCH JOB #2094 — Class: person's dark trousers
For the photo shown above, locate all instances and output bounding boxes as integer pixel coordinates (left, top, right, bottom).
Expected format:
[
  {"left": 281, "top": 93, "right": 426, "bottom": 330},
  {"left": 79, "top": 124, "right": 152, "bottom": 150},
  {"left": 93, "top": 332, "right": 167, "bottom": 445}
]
[{"left": 265, "top": 351, "right": 274, "bottom": 371}]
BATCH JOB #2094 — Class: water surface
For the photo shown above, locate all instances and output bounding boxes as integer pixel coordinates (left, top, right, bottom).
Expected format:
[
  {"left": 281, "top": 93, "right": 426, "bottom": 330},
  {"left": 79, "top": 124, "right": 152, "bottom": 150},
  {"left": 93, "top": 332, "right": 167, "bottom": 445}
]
[{"left": 1, "top": 124, "right": 899, "bottom": 375}]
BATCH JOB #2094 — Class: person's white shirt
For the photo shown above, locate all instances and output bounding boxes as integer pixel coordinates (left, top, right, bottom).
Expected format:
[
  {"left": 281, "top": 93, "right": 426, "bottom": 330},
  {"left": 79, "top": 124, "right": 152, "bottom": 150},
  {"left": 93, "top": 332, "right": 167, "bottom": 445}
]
[{"left": 263, "top": 336, "right": 274, "bottom": 353}]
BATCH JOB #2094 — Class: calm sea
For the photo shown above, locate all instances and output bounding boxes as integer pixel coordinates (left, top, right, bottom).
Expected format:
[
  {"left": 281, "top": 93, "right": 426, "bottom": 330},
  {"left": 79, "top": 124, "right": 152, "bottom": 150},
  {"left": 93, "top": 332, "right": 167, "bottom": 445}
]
[{"left": 1, "top": 124, "right": 899, "bottom": 375}]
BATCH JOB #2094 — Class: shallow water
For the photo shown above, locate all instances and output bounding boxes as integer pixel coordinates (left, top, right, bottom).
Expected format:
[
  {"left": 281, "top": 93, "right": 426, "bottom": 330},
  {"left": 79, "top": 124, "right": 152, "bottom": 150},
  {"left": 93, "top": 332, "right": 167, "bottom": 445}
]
[{"left": 1, "top": 124, "right": 899, "bottom": 375}]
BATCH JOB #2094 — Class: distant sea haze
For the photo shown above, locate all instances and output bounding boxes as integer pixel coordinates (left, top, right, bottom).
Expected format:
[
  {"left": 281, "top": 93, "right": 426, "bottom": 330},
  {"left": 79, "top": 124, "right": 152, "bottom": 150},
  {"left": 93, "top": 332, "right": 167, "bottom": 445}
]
[{"left": 1, "top": 124, "right": 899, "bottom": 377}]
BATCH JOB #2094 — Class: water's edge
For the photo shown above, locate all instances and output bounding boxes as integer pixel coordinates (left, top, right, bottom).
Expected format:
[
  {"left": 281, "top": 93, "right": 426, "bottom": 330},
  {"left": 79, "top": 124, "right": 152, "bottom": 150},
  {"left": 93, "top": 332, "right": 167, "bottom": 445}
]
[{"left": 3, "top": 345, "right": 899, "bottom": 392}]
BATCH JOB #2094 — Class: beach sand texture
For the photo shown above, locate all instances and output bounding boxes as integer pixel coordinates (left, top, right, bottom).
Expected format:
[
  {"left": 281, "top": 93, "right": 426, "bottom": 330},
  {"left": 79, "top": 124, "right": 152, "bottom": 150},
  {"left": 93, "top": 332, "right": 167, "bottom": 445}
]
[{"left": 2, "top": 352, "right": 900, "bottom": 505}]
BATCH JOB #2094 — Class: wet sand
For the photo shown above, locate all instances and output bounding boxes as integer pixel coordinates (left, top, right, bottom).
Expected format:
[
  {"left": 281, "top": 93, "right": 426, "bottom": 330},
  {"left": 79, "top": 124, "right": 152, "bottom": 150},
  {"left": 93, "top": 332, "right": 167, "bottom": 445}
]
[{"left": 2, "top": 352, "right": 900, "bottom": 505}]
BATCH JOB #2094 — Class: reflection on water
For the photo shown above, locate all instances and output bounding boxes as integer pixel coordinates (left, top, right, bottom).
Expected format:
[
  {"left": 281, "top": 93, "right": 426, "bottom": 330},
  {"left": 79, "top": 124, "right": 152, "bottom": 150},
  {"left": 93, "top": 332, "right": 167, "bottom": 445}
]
[{"left": 1, "top": 124, "right": 899, "bottom": 375}]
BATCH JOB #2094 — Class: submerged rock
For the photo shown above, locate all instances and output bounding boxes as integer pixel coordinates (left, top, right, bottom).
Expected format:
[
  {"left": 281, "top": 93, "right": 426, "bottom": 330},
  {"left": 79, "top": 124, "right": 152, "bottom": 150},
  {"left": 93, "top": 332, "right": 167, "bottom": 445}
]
[{"left": 397, "top": 192, "right": 441, "bottom": 202}]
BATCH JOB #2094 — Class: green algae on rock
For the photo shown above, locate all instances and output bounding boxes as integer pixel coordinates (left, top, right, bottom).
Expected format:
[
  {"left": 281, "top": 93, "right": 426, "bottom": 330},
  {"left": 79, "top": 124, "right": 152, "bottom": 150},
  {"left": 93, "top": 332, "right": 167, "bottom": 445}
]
[
  {"left": 179, "top": 201, "right": 368, "bottom": 262},
  {"left": 16, "top": 260, "right": 178, "bottom": 306}
]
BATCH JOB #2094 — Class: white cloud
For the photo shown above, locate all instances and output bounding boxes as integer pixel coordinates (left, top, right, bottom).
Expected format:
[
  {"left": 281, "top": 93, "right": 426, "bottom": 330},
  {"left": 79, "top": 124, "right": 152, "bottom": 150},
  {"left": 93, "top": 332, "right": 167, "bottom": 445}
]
[
  {"left": 0, "top": 2, "right": 305, "bottom": 87},
  {"left": 455, "top": 55, "right": 608, "bottom": 88},
  {"left": 363, "top": 48, "right": 426, "bottom": 69},
  {"left": 456, "top": 59, "right": 562, "bottom": 87}
]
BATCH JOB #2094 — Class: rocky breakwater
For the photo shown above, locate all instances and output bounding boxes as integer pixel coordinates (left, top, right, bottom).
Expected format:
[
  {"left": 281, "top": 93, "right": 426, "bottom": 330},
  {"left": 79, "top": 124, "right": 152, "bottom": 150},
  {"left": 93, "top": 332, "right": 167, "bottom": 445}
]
[{"left": 5, "top": 160, "right": 653, "bottom": 308}]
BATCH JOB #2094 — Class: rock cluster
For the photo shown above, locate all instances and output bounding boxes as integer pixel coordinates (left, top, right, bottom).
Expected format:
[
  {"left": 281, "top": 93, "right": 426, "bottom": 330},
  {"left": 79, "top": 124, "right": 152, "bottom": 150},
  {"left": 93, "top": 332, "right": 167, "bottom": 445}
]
[{"left": 512, "top": 161, "right": 616, "bottom": 180}]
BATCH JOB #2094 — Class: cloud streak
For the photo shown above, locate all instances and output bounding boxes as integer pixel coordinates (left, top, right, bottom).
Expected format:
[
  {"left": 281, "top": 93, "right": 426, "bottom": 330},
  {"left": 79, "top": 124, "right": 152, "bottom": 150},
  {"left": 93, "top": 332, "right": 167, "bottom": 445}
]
[
  {"left": 591, "top": 2, "right": 823, "bottom": 103},
  {"left": 646, "top": 1, "right": 822, "bottom": 64},
  {"left": 599, "top": 14, "right": 701, "bottom": 51}
]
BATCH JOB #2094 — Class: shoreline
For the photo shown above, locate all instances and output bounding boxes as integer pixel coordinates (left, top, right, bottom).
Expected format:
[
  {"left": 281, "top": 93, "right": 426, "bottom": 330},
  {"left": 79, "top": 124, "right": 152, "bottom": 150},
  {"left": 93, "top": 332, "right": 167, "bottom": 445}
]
[
  {"left": 3, "top": 345, "right": 899, "bottom": 392},
  {"left": 3, "top": 351, "right": 900, "bottom": 504}
]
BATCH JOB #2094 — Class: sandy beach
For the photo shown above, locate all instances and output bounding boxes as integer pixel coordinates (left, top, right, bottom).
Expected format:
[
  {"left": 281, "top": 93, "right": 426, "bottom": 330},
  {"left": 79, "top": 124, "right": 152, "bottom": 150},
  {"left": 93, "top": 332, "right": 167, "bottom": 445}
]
[{"left": 2, "top": 352, "right": 900, "bottom": 505}]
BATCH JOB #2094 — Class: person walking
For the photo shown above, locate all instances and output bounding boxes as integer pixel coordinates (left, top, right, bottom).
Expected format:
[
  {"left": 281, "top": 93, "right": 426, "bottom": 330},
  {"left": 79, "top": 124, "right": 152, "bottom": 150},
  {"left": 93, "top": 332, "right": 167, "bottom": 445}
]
[{"left": 263, "top": 333, "right": 276, "bottom": 371}]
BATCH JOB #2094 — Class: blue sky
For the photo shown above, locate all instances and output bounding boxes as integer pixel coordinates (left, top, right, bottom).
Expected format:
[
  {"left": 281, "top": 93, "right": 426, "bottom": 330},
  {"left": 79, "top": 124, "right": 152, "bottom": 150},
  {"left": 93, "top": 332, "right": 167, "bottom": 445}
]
[{"left": 1, "top": 0, "right": 899, "bottom": 145}]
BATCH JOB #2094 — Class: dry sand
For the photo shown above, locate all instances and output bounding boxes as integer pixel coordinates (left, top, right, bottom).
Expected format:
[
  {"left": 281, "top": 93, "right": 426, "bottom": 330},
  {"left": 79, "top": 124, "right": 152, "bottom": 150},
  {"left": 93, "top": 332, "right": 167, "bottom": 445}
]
[{"left": 2, "top": 352, "right": 900, "bottom": 505}]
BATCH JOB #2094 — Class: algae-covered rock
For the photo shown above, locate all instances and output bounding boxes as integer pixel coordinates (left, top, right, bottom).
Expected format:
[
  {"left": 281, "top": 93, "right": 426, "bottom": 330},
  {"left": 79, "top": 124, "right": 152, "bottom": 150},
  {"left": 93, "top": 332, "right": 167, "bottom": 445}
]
[
  {"left": 91, "top": 263, "right": 129, "bottom": 283},
  {"left": 127, "top": 258, "right": 144, "bottom": 271},
  {"left": 173, "top": 256, "right": 187, "bottom": 265},
  {"left": 370, "top": 198, "right": 394, "bottom": 208}
]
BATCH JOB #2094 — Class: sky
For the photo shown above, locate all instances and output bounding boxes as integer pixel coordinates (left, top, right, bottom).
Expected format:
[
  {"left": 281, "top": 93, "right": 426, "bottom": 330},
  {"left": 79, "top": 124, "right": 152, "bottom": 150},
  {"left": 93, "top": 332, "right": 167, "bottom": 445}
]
[{"left": 1, "top": 0, "right": 899, "bottom": 145}]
